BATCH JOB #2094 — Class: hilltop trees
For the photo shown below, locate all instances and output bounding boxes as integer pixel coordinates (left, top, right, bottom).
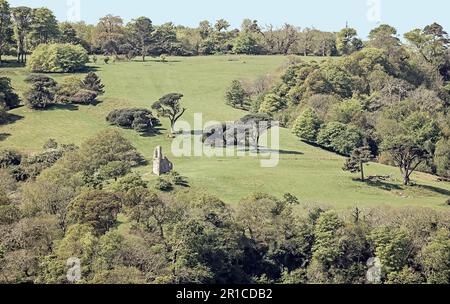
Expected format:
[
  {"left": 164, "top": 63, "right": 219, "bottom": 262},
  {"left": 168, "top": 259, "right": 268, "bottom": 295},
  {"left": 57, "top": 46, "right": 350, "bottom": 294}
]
[
  {"left": 152, "top": 93, "right": 186, "bottom": 135},
  {"left": 28, "top": 7, "right": 59, "bottom": 49},
  {"left": 126, "top": 17, "right": 153, "bottom": 62},
  {"left": 336, "top": 27, "right": 362, "bottom": 55},
  {"left": 0, "top": 0, "right": 13, "bottom": 62},
  {"left": 11, "top": 6, "right": 32, "bottom": 63}
]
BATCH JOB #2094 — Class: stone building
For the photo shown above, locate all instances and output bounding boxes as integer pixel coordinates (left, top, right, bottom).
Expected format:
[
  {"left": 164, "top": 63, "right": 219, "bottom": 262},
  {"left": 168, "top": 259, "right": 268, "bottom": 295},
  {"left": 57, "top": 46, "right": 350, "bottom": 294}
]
[{"left": 152, "top": 146, "right": 173, "bottom": 176}]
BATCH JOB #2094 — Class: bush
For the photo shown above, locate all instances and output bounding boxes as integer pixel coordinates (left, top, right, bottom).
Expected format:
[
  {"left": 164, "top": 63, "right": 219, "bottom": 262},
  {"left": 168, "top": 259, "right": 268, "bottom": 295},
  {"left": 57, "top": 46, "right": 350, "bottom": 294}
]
[
  {"left": 0, "top": 77, "right": 20, "bottom": 110},
  {"left": 23, "top": 75, "right": 58, "bottom": 109},
  {"left": 27, "top": 43, "right": 89, "bottom": 73},
  {"left": 83, "top": 72, "right": 105, "bottom": 96},
  {"left": 154, "top": 177, "right": 173, "bottom": 192},
  {"left": 0, "top": 149, "right": 22, "bottom": 169},
  {"left": 106, "top": 108, "right": 158, "bottom": 132},
  {"left": 55, "top": 76, "right": 98, "bottom": 105}
]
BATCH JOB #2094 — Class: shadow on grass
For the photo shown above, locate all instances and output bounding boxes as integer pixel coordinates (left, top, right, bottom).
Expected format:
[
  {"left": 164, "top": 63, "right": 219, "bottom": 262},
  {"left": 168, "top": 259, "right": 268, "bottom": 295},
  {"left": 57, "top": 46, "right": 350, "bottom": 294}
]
[
  {"left": 0, "top": 133, "right": 11, "bottom": 141},
  {"left": 149, "top": 59, "right": 182, "bottom": 63},
  {"left": 362, "top": 177, "right": 450, "bottom": 196},
  {"left": 413, "top": 184, "right": 450, "bottom": 196},
  {"left": 362, "top": 179, "right": 403, "bottom": 192},
  {"left": 47, "top": 104, "right": 79, "bottom": 111},
  {"left": 0, "top": 60, "right": 25, "bottom": 68},
  {"left": 2, "top": 113, "right": 24, "bottom": 125},
  {"left": 140, "top": 126, "right": 165, "bottom": 138}
]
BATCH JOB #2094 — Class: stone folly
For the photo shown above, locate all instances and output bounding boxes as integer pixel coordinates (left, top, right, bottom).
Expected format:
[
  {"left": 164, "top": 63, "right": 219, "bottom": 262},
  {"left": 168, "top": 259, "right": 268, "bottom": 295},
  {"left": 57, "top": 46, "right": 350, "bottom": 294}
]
[{"left": 153, "top": 146, "right": 173, "bottom": 176}]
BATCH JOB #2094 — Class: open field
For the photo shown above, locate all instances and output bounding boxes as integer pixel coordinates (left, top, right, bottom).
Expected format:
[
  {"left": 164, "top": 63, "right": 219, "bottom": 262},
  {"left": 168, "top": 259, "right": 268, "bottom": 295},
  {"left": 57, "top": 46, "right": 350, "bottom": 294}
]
[{"left": 1, "top": 55, "right": 450, "bottom": 208}]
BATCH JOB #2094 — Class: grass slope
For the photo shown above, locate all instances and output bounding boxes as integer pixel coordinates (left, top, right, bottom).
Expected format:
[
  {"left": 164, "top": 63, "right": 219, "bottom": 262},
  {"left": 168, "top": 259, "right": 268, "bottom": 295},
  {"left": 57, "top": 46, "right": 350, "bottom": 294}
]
[{"left": 1, "top": 55, "right": 449, "bottom": 209}]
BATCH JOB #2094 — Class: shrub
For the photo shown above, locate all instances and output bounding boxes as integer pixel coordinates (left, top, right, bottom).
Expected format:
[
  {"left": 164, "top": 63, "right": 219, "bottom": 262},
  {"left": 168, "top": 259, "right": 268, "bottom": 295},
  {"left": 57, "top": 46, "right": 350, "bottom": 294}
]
[
  {"left": 106, "top": 108, "right": 158, "bottom": 132},
  {"left": 56, "top": 76, "right": 98, "bottom": 105},
  {"left": 154, "top": 177, "right": 173, "bottom": 192},
  {"left": 27, "top": 43, "right": 89, "bottom": 73},
  {"left": 0, "top": 77, "right": 20, "bottom": 110},
  {"left": 0, "top": 149, "right": 22, "bottom": 168},
  {"left": 23, "top": 75, "right": 58, "bottom": 109},
  {"left": 83, "top": 72, "right": 105, "bottom": 96}
]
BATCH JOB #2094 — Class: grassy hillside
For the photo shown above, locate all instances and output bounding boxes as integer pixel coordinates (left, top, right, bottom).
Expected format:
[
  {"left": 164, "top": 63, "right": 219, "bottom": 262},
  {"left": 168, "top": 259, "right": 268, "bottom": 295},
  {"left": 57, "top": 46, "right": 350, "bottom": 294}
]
[{"left": 1, "top": 55, "right": 449, "bottom": 208}]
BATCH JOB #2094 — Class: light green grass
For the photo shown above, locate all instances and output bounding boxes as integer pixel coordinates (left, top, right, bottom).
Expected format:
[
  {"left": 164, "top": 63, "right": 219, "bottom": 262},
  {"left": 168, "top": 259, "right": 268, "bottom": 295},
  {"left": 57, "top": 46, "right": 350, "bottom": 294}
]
[{"left": 1, "top": 55, "right": 450, "bottom": 209}]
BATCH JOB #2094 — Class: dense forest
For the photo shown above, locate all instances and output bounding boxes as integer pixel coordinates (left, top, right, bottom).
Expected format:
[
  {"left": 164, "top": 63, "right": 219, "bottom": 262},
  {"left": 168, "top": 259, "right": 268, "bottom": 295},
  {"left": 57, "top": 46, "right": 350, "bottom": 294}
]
[{"left": 0, "top": 0, "right": 450, "bottom": 285}]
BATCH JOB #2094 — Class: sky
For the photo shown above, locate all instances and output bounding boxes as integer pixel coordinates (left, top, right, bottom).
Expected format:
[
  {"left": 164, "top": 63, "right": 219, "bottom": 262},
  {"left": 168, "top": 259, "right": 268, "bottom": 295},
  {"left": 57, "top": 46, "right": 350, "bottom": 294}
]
[{"left": 7, "top": 0, "right": 450, "bottom": 38}]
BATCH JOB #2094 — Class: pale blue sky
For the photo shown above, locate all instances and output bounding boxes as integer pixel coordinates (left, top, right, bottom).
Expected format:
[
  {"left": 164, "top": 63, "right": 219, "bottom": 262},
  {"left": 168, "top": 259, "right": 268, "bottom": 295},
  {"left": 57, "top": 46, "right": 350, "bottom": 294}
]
[{"left": 8, "top": 0, "right": 450, "bottom": 38}]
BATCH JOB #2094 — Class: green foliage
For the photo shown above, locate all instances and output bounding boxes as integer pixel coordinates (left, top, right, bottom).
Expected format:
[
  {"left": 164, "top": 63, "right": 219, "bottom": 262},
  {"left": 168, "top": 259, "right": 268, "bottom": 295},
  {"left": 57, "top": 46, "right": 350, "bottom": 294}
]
[
  {"left": 419, "top": 229, "right": 450, "bottom": 284},
  {"left": 106, "top": 108, "right": 158, "bottom": 133},
  {"left": 0, "top": 77, "right": 20, "bottom": 110},
  {"left": 152, "top": 93, "right": 186, "bottom": 133},
  {"left": 292, "top": 108, "right": 322, "bottom": 142},
  {"left": 259, "top": 93, "right": 285, "bottom": 114},
  {"left": 0, "top": 149, "right": 22, "bottom": 168},
  {"left": 28, "top": 7, "right": 60, "bottom": 49},
  {"left": 225, "top": 80, "right": 247, "bottom": 109},
  {"left": 23, "top": 74, "right": 58, "bottom": 109},
  {"left": 385, "top": 267, "right": 424, "bottom": 284},
  {"left": 55, "top": 76, "right": 98, "bottom": 105},
  {"left": 111, "top": 172, "right": 148, "bottom": 192},
  {"left": 370, "top": 227, "right": 414, "bottom": 274},
  {"left": 336, "top": 27, "right": 363, "bottom": 55},
  {"left": 27, "top": 43, "right": 89, "bottom": 73},
  {"left": 342, "top": 146, "right": 374, "bottom": 181},
  {"left": 82, "top": 72, "right": 105, "bottom": 96},
  {"left": 233, "top": 32, "right": 261, "bottom": 55},
  {"left": 434, "top": 139, "right": 450, "bottom": 177},
  {"left": 67, "top": 191, "right": 122, "bottom": 235},
  {"left": 317, "top": 122, "right": 363, "bottom": 155}
]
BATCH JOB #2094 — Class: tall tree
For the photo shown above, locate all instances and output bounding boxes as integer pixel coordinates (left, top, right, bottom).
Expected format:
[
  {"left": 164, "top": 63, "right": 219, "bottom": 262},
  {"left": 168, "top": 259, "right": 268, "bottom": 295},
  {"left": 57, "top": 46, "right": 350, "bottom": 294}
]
[
  {"left": 336, "top": 27, "right": 362, "bottom": 55},
  {"left": 11, "top": 6, "right": 32, "bottom": 63},
  {"left": 94, "top": 15, "right": 125, "bottom": 55},
  {"left": 342, "top": 146, "right": 373, "bottom": 181},
  {"left": 214, "top": 19, "right": 230, "bottom": 32},
  {"left": 28, "top": 7, "right": 60, "bottom": 49},
  {"left": 58, "top": 22, "right": 81, "bottom": 45},
  {"left": 0, "top": 0, "right": 13, "bottom": 62},
  {"left": 152, "top": 93, "right": 186, "bottom": 135},
  {"left": 127, "top": 17, "right": 153, "bottom": 62}
]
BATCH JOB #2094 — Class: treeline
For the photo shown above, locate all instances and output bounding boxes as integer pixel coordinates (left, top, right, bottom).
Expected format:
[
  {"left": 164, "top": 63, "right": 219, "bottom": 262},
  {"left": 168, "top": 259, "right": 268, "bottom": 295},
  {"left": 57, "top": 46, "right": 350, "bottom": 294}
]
[
  {"left": 0, "top": 0, "right": 342, "bottom": 62},
  {"left": 0, "top": 131, "right": 449, "bottom": 284},
  {"left": 225, "top": 23, "right": 450, "bottom": 183}
]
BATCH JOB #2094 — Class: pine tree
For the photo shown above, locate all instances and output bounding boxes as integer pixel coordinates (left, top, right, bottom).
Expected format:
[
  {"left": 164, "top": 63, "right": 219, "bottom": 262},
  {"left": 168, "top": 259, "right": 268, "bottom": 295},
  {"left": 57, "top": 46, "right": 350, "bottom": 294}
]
[
  {"left": 342, "top": 146, "right": 373, "bottom": 181},
  {"left": 292, "top": 108, "right": 322, "bottom": 143},
  {"left": 82, "top": 72, "right": 105, "bottom": 96}
]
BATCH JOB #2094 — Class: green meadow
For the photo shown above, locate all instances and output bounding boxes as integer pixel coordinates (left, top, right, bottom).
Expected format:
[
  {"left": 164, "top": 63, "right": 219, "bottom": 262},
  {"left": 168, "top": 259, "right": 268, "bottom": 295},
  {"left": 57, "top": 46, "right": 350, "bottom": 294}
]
[{"left": 1, "top": 55, "right": 450, "bottom": 208}]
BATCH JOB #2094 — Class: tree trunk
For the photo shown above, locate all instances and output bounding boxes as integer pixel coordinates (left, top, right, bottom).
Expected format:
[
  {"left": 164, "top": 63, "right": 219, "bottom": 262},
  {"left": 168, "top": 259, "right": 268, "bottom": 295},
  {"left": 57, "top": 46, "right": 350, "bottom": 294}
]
[{"left": 360, "top": 161, "right": 365, "bottom": 181}]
